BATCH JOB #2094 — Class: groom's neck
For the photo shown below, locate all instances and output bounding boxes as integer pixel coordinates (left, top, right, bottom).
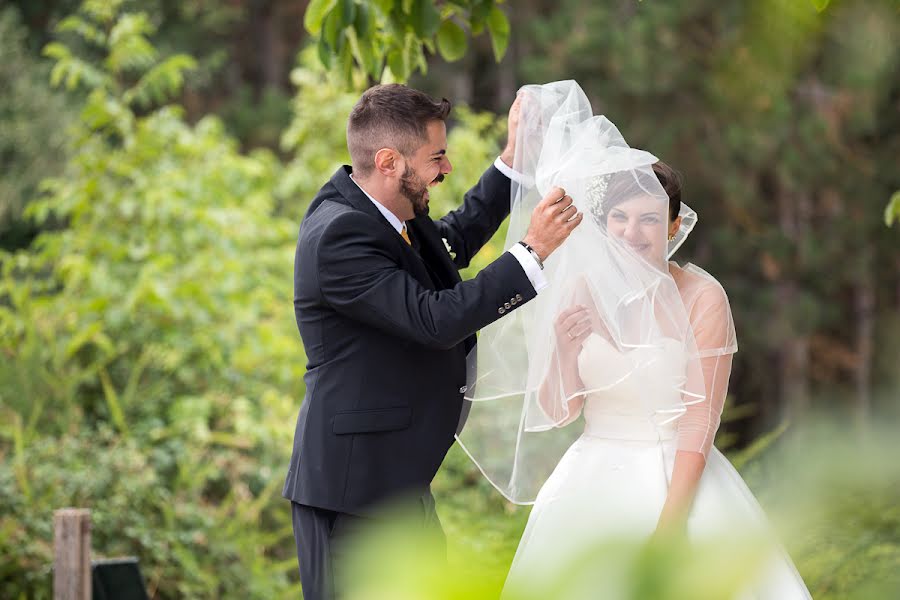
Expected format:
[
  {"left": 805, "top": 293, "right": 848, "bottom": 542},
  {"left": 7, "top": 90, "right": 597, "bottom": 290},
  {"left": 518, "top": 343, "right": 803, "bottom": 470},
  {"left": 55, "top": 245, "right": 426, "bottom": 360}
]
[{"left": 351, "top": 172, "right": 409, "bottom": 222}]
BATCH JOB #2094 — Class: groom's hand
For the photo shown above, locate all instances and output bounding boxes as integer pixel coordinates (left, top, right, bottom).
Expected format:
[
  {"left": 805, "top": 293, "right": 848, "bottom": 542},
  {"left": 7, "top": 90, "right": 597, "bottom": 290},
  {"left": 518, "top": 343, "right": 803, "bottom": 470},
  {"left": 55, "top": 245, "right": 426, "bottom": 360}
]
[
  {"left": 522, "top": 187, "right": 583, "bottom": 261},
  {"left": 499, "top": 92, "right": 523, "bottom": 168}
]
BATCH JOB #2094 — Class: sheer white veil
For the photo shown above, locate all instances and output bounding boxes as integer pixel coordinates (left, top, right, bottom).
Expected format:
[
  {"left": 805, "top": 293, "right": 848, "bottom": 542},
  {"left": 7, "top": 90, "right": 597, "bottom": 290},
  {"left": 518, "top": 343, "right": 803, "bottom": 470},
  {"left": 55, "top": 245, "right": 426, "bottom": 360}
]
[{"left": 455, "top": 81, "right": 705, "bottom": 504}]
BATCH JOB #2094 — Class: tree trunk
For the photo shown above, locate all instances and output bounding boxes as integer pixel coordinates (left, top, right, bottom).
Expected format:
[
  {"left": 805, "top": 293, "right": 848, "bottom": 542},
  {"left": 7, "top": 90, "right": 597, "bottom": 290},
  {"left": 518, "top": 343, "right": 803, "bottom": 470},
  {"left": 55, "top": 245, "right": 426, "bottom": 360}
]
[{"left": 775, "top": 178, "right": 810, "bottom": 421}]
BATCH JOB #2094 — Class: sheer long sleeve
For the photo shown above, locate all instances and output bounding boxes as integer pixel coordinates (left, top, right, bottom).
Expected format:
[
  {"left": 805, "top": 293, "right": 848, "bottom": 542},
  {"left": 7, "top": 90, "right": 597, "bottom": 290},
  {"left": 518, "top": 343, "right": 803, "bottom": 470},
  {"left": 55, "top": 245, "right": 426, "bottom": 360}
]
[
  {"left": 676, "top": 274, "right": 738, "bottom": 457},
  {"left": 537, "top": 349, "right": 586, "bottom": 427}
]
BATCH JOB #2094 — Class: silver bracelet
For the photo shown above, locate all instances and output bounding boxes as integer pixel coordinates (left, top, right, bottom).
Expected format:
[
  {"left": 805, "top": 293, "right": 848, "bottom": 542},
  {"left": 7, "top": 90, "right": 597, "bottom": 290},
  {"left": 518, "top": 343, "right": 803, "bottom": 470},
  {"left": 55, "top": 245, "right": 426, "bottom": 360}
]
[{"left": 517, "top": 241, "right": 544, "bottom": 271}]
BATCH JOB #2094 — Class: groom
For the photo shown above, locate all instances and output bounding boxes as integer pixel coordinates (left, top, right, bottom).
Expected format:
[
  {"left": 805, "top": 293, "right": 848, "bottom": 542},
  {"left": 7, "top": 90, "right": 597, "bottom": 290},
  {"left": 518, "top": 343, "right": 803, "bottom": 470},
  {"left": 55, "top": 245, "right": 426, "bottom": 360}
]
[{"left": 283, "top": 83, "right": 582, "bottom": 599}]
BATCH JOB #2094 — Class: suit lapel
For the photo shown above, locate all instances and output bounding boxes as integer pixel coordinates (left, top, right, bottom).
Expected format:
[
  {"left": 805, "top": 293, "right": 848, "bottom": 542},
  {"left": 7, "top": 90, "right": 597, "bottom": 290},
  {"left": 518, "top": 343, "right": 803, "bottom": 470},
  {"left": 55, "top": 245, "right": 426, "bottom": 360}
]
[{"left": 408, "top": 217, "right": 462, "bottom": 289}]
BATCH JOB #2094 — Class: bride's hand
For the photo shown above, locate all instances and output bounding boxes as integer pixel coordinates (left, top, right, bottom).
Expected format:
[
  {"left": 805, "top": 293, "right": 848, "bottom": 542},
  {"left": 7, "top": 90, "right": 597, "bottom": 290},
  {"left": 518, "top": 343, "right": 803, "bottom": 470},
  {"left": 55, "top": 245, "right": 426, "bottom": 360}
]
[{"left": 554, "top": 305, "right": 591, "bottom": 358}]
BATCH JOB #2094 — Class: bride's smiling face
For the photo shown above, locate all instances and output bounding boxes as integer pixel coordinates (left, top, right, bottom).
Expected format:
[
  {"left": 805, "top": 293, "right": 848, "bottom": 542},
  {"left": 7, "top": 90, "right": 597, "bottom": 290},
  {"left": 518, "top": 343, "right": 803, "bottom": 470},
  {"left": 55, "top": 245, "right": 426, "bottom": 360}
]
[{"left": 605, "top": 194, "right": 668, "bottom": 262}]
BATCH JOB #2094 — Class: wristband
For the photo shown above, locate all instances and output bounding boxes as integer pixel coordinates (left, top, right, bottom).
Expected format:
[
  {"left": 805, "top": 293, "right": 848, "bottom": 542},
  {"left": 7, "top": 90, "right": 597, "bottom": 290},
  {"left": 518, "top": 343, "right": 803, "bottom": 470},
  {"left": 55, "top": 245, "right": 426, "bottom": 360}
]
[{"left": 518, "top": 241, "right": 544, "bottom": 271}]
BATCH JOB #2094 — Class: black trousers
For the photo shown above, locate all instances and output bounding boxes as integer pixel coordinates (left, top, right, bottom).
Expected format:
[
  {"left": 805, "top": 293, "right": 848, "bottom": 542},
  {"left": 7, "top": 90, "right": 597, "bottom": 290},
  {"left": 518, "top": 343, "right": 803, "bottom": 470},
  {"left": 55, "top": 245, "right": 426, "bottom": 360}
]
[{"left": 291, "top": 491, "right": 444, "bottom": 600}]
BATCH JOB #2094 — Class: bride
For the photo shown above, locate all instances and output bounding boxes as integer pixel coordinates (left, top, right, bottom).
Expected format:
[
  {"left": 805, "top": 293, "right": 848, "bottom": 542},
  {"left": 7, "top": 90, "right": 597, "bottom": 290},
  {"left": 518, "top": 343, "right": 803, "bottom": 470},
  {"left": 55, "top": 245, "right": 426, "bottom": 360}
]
[{"left": 455, "top": 81, "right": 811, "bottom": 599}]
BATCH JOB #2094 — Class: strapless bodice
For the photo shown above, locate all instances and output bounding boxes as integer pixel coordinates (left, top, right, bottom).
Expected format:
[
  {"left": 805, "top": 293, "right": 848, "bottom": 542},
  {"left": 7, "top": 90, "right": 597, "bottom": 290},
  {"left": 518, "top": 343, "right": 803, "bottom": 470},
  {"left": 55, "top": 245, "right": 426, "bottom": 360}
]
[{"left": 576, "top": 333, "right": 687, "bottom": 440}]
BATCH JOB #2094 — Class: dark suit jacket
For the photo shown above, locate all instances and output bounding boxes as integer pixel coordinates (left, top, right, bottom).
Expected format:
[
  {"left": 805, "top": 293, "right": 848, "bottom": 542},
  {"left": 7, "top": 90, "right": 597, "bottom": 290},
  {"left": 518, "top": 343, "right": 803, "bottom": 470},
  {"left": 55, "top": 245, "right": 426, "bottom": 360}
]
[{"left": 282, "top": 164, "right": 536, "bottom": 515}]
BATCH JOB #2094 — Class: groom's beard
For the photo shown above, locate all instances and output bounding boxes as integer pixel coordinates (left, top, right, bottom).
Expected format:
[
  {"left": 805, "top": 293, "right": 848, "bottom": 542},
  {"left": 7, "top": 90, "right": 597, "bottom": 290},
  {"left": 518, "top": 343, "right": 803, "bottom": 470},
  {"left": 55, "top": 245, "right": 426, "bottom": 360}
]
[{"left": 401, "top": 167, "right": 444, "bottom": 217}]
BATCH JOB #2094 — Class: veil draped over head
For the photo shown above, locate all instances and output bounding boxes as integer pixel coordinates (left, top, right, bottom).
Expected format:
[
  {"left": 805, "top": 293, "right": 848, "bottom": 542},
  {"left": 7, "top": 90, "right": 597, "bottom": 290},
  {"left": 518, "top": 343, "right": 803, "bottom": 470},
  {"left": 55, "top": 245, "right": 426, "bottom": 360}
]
[{"left": 456, "top": 81, "right": 735, "bottom": 504}]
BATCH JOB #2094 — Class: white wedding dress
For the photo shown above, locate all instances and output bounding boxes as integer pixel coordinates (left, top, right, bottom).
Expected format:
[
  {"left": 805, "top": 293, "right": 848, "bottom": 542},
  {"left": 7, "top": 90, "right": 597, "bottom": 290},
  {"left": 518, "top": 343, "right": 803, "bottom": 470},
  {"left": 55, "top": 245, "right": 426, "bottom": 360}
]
[{"left": 502, "top": 332, "right": 812, "bottom": 599}]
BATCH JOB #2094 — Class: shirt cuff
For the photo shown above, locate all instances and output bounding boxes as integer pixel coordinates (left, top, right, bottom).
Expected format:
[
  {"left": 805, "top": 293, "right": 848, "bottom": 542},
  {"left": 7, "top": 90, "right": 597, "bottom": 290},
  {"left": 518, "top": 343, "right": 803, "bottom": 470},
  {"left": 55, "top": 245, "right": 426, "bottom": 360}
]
[
  {"left": 508, "top": 243, "right": 548, "bottom": 293},
  {"left": 494, "top": 156, "right": 525, "bottom": 185}
]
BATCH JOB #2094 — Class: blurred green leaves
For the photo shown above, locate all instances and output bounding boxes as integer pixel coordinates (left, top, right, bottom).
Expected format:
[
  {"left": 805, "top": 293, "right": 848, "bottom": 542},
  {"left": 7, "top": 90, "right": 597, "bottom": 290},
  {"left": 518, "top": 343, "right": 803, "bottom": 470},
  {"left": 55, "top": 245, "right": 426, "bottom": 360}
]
[
  {"left": 304, "top": 0, "right": 511, "bottom": 85},
  {"left": 329, "top": 496, "right": 775, "bottom": 600},
  {"left": 43, "top": 2, "right": 196, "bottom": 114},
  {"left": 885, "top": 191, "right": 900, "bottom": 227},
  {"left": 1, "top": 2, "right": 300, "bottom": 596},
  {"left": 0, "top": 6, "right": 73, "bottom": 249}
]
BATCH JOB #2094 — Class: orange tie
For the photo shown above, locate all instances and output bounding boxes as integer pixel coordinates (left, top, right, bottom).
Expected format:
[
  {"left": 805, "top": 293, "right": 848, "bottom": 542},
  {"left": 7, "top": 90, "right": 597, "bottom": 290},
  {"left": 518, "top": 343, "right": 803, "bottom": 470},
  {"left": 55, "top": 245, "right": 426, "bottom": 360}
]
[{"left": 400, "top": 225, "right": 412, "bottom": 246}]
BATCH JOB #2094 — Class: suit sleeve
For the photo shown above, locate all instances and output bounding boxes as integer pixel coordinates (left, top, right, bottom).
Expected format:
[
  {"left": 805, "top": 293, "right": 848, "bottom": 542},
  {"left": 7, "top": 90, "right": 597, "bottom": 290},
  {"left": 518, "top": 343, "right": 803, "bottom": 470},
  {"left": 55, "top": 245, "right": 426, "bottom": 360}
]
[
  {"left": 317, "top": 210, "right": 536, "bottom": 350},
  {"left": 435, "top": 165, "right": 511, "bottom": 269}
]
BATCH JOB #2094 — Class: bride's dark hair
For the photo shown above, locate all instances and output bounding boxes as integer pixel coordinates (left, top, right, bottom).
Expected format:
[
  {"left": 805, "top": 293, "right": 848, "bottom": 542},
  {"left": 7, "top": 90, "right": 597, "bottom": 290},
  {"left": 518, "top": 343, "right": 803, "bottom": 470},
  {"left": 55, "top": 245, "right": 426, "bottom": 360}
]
[
  {"left": 652, "top": 161, "right": 682, "bottom": 223},
  {"left": 591, "top": 161, "right": 683, "bottom": 225}
]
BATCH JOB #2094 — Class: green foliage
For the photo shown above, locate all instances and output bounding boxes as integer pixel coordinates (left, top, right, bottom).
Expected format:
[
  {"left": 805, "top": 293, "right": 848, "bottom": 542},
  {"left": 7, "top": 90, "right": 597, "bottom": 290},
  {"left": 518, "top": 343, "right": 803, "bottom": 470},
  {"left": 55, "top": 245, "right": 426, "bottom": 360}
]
[
  {"left": 0, "top": 427, "right": 296, "bottom": 599},
  {"left": 42, "top": 0, "right": 196, "bottom": 111},
  {"left": 885, "top": 191, "right": 900, "bottom": 227},
  {"left": 304, "top": 0, "right": 511, "bottom": 84},
  {"left": 740, "top": 424, "right": 900, "bottom": 599},
  {"left": 0, "top": 2, "right": 301, "bottom": 597},
  {"left": 339, "top": 514, "right": 773, "bottom": 600},
  {"left": 277, "top": 49, "right": 359, "bottom": 218},
  {"left": 0, "top": 6, "right": 73, "bottom": 249}
]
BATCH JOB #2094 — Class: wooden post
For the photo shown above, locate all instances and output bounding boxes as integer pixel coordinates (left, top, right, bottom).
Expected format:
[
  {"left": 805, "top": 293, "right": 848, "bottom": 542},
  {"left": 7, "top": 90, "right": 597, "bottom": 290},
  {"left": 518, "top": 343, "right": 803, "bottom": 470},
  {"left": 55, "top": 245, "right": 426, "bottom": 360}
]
[{"left": 54, "top": 508, "right": 91, "bottom": 600}]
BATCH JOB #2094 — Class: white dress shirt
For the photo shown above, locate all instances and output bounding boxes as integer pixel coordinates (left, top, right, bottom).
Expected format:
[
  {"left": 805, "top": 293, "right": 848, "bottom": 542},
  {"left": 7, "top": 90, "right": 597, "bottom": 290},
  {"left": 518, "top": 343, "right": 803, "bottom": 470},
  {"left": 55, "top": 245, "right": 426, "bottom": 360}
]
[{"left": 350, "top": 165, "right": 547, "bottom": 293}]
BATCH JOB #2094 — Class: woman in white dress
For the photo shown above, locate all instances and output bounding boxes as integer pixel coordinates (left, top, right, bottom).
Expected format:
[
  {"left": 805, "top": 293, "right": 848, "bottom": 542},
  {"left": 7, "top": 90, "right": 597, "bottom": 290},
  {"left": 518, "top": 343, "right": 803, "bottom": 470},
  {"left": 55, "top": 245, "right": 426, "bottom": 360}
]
[{"left": 455, "top": 81, "right": 811, "bottom": 599}]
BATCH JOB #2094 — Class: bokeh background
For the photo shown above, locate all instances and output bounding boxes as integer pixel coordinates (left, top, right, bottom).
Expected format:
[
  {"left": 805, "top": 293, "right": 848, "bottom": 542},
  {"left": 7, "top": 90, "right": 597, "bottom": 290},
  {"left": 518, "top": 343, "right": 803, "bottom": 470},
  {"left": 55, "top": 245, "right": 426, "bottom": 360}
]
[{"left": 1, "top": 0, "right": 897, "bottom": 598}]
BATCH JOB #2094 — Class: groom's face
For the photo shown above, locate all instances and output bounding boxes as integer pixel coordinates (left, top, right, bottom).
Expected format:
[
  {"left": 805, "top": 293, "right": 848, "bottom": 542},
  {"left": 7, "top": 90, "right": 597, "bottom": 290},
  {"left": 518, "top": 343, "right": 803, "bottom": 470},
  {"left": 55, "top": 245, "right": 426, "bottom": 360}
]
[{"left": 399, "top": 120, "right": 452, "bottom": 217}]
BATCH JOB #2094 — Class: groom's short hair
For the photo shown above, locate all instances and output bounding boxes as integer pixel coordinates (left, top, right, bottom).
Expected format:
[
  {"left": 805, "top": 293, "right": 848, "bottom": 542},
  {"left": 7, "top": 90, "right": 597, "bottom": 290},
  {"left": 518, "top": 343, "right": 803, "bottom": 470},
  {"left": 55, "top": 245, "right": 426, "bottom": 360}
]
[{"left": 347, "top": 84, "right": 451, "bottom": 177}]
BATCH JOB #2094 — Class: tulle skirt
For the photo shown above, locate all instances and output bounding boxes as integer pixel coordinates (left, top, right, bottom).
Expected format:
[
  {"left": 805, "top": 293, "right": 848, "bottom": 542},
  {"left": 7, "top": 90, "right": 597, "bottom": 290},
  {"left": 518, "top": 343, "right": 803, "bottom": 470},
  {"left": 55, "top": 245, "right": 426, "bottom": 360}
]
[{"left": 503, "top": 431, "right": 812, "bottom": 599}]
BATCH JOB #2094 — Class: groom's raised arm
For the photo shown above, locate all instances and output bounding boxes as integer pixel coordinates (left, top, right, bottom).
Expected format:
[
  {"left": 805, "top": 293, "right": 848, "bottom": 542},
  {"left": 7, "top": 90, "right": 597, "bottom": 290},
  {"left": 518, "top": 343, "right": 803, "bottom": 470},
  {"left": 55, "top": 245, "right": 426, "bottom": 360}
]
[
  {"left": 435, "top": 94, "right": 523, "bottom": 269},
  {"left": 317, "top": 209, "right": 536, "bottom": 350},
  {"left": 434, "top": 163, "right": 513, "bottom": 269}
]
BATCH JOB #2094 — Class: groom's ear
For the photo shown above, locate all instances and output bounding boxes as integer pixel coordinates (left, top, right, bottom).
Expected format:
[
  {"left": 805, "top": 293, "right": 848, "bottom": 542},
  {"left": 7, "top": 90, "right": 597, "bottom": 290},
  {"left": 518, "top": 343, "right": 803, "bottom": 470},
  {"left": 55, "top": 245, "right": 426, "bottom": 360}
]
[{"left": 374, "top": 148, "right": 400, "bottom": 177}]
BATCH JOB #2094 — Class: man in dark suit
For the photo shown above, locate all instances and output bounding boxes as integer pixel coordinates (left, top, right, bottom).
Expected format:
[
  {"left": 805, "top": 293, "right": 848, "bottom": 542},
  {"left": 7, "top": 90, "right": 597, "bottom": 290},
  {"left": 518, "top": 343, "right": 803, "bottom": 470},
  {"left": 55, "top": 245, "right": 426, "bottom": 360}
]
[{"left": 283, "top": 83, "right": 582, "bottom": 599}]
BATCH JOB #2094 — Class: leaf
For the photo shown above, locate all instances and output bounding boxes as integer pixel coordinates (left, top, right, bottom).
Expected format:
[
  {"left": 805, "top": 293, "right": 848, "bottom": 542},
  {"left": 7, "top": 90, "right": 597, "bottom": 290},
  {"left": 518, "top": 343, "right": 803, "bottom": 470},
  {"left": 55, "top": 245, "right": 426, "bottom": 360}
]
[
  {"left": 730, "top": 420, "right": 790, "bottom": 471},
  {"left": 339, "top": 0, "right": 356, "bottom": 28},
  {"left": 387, "top": 46, "right": 408, "bottom": 82},
  {"left": 317, "top": 35, "right": 333, "bottom": 69},
  {"left": 403, "top": 32, "right": 420, "bottom": 76},
  {"left": 411, "top": 0, "right": 441, "bottom": 38},
  {"left": 437, "top": 20, "right": 467, "bottom": 62},
  {"left": 348, "top": 28, "right": 378, "bottom": 78},
  {"left": 124, "top": 54, "right": 196, "bottom": 108},
  {"left": 99, "top": 367, "right": 129, "bottom": 436},
  {"left": 56, "top": 15, "right": 107, "bottom": 46},
  {"left": 372, "top": 0, "right": 394, "bottom": 15},
  {"left": 885, "top": 190, "right": 900, "bottom": 227},
  {"left": 810, "top": 0, "right": 831, "bottom": 12},
  {"left": 340, "top": 45, "right": 354, "bottom": 86},
  {"left": 470, "top": 0, "right": 493, "bottom": 35},
  {"left": 42, "top": 41, "right": 71, "bottom": 61},
  {"left": 354, "top": 2, "right": 373, "bottom": 40},
  {"left": 304, "top": 0, "right": 337, "bottom": 34},
  {"left": 486, "top": 6, "right": 510, "bottom": 62},
  {"left": 323, "top": 8, "right": 344, "bottom": 50},
  {"left": 108, "top": 12, "right": 155, "bottom": 47}
]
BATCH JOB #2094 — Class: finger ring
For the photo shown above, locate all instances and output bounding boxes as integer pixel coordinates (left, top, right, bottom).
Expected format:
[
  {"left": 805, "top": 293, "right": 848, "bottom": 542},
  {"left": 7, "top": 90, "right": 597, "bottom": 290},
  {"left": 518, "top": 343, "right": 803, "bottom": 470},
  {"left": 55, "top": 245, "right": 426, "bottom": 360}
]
[{"left": 567, "top": 331, "right": 574, "bottom": 340}]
